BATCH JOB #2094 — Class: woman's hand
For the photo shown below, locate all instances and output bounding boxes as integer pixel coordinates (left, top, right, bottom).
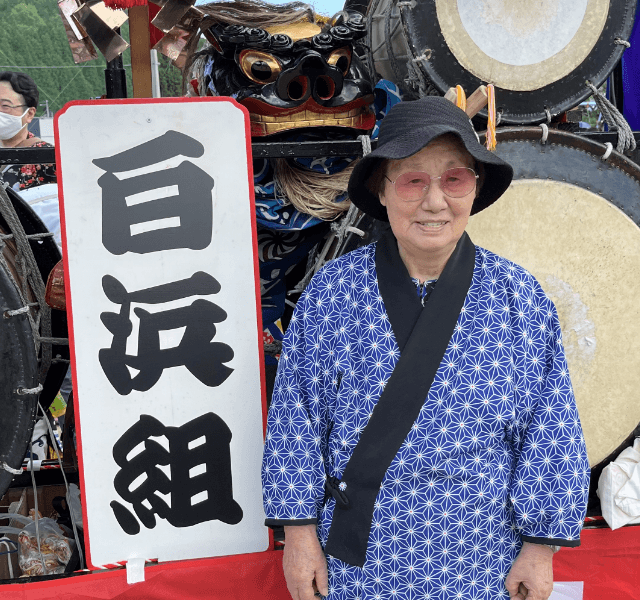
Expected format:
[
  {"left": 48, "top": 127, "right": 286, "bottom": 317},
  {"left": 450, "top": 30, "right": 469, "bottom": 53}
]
[
  {"left": 283, "top": 525, "right": 329, "bottom": 600},
  {"left": 505, "top": 542, "right": 554, "bottom": 600}
]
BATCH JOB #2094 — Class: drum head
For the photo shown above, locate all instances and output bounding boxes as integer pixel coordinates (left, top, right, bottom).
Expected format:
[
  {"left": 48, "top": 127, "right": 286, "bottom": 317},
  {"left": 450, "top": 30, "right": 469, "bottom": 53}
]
[
  {"left": 395, "top": 0, "right": 637, "bottom": 123},
  {"left": 467, "top": 128, "right": 640, "bottom": 467}
]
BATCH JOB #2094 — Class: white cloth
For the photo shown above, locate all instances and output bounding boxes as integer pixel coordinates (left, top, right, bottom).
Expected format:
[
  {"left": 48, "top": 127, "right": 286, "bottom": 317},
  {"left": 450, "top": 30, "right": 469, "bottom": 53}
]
[
  {"left": 597, "top": 438, "right": 640, "bottom": 529},
  {"left": 18, "top": 183, "right": 61, "bottom": 248}
]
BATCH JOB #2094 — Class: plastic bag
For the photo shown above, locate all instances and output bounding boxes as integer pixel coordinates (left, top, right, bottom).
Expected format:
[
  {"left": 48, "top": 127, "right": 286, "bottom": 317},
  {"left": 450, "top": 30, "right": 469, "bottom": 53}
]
[
  {"left": 597, "top": 438, "right": 640, "bottom": 529},
  {"left": 17, "top": 517, "right": 75, "bottom": 576}
]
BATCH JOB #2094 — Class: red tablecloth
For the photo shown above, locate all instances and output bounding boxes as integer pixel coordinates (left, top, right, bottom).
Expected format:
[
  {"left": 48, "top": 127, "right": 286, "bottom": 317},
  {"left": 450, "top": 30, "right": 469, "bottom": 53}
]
[
  {"left": 0, "top": 550, "right": 290, "bottom": 600},
  {"left": 554, "top": 526, "right": 640, "bottom": 599},
  {"left": 1, "top": 527, "right": 639, "bottom": 599}
]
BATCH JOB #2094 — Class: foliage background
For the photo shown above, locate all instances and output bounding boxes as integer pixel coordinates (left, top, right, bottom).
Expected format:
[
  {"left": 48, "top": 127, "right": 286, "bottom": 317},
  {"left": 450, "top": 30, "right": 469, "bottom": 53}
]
[{"left": 0, "top": 0, "right": 184, "bottom": 116}]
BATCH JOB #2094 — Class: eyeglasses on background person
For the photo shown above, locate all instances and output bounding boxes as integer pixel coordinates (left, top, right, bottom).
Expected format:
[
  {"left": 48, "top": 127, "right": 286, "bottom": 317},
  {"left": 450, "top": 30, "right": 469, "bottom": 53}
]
[{"left": 0, "top": 102, "right": 27, "bottom": 113}]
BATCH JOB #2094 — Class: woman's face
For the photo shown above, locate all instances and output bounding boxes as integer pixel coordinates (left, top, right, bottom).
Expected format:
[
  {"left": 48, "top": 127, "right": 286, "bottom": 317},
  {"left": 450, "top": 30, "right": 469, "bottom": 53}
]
[
  {"left": 0, "top": 81, "right": 34, "bottom": 126},
  {"left": 380, "top": 136, "right": 477, "bottom": 262}
]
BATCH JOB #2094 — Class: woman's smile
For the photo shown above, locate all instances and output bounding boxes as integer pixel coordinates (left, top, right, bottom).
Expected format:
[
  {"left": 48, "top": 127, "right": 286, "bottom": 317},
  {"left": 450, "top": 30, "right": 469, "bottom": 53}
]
[
  {"left": 414, "top": 220, "right": 448, "bottom": 229},
  {"left": 379, "top": 135, "right": 477, "bottom": 279}
]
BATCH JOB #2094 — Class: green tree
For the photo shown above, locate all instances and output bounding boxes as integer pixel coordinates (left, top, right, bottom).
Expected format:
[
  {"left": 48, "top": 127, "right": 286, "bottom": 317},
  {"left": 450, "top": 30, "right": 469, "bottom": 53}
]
[{"left": 0, "top": 0, "right": 184, "bottom": 116}]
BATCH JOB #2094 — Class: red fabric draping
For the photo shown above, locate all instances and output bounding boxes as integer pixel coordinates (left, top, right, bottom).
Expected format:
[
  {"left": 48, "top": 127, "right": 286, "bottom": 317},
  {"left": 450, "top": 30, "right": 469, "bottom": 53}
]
[
  {"left": 0, "top": 550, "right": 290, "bottom": 600},
  {"left": 2, "top": 527, "right": 639, "bottom": 599},
  {"left": 554, "top": 525, "right": 640, "bottom": 599},
  {"left": 147, "top": 2, "right": 164, "bottom": 49}
]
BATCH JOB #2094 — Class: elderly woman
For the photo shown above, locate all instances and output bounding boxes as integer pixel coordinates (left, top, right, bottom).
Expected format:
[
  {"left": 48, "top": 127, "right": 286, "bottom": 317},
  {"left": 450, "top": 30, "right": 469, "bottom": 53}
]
[{"left": 262, "top": 97, "right": 589, "bottom": 600}]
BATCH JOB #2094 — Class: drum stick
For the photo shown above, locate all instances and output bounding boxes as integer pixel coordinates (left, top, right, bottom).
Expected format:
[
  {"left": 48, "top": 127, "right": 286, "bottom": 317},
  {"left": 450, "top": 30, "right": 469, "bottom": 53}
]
[
  {"left": 464, "top": 85, "right": 488, "bottom": 118},
  {"left": 444, "top": 87, "right": 457, "bottom": 103},
  {"left": 444, "top": 86, "right": 487, "bottom": 118}
]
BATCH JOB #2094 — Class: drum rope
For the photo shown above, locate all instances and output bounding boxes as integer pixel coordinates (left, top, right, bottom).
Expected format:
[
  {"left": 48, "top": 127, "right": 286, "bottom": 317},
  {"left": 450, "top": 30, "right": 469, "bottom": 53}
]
[
  {"left": 586, "top": 81, "right": 636, "bottom": 154},
  {"left": 0, "top": 183, "right": 54, "bottom": 386},
  {"left": 614, "top": 37, "right": 631, "bottom": 48},
  {"left": 1, "top": 462, "right": 23, "bottom": 475},
  {"left": 17, "top": 384, "right": 43, "bottom": 395},
  {"left": 544, "top": 108, "right": 552, "bottom": 124},
  {"left": 384, "top": 1, "right": 405, "bottom": 93},
  {"left": 365, "top": 0, "right": 384, "bottom": 83},
  {"left": 539, "top": 124, "right": 549, "bottom": 145},
  {"left": 5, "top": 305, "right": 32, "bottom": 317},
  {"left": 371, "top": 14, "right": 401, "bottom": 55}
]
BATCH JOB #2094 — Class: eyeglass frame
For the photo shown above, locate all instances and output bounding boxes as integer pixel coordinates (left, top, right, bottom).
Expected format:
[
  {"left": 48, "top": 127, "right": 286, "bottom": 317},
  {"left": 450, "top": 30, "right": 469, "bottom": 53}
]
[
  {"left": 0, "top": 102, "right": 29, "bottom": 113},
  {"left": 384, "top": 167, "right": 480, "bottom": 200}
]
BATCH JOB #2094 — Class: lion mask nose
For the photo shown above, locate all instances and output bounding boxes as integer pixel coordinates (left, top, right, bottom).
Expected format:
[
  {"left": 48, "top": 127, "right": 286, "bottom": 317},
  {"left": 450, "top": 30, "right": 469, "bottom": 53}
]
[{"left": 276, "top": 51, "right": 344, "bottom": 103}]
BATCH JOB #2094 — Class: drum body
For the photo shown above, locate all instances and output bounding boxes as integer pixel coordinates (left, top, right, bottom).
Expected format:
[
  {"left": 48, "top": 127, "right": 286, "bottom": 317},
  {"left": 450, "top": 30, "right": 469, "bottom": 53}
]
[
  {"left": 0, "top": 186, "right": 66, "bottom": 497},
  {"left": 368, "top": 0, "right": 416, "bottom": 97},
  {"left": 345, "top": 128, "right": 640, "bottom": 473},
  {"left": 466, "top": 128, "right": 640, "bottom": 468},
  {"left": 0, "top": 228, "right": 40, "bottom": 496},
  {"left": 369, "top": 0, "right": 638, "bottom": 123}
]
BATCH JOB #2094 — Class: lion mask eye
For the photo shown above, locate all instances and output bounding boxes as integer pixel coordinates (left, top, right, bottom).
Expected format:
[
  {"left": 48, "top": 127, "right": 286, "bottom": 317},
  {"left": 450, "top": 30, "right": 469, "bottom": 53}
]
[
  {"left": 239, "top": 49, "right": 282, "bottom": 84},
  {"left": 327, "top": 47, "right": 351, "bottom": 75}
]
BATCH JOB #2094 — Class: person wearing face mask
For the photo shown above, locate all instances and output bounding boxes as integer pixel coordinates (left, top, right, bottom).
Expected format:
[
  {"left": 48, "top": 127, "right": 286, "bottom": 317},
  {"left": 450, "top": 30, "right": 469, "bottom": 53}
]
[{"left": 0, "top": 71, "right": 56, "bottom": 191}]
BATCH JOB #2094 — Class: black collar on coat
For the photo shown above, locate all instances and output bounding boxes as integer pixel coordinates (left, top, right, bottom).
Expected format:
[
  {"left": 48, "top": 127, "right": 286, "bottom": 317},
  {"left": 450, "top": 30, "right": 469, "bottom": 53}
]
[{"left": 324, "top": 228, "right": 476, "bottom": 567}]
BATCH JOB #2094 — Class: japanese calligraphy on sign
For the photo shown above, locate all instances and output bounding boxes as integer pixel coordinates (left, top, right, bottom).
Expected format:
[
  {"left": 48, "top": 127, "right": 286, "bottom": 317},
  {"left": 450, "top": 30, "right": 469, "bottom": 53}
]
[{"left": 55, "top": 99, "right": 268, "bottom": 568}]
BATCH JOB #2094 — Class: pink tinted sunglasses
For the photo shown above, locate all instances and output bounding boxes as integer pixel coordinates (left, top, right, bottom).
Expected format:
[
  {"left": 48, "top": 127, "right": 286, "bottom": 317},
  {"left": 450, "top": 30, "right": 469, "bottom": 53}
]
[{"left": 385, "top": 167, "right": 479, "bottom": 200}]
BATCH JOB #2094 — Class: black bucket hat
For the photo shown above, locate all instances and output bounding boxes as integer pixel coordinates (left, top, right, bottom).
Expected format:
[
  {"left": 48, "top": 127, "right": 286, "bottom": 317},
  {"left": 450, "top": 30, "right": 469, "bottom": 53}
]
[{"left": 348, "top": 96, "right": 514, "bottom": 221}]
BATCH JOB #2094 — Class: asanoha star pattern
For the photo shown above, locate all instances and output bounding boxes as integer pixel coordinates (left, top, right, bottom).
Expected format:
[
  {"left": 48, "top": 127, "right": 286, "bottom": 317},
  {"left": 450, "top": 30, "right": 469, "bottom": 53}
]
[{"left": 262, "top": 242, "right": 589, "bottom": 600}]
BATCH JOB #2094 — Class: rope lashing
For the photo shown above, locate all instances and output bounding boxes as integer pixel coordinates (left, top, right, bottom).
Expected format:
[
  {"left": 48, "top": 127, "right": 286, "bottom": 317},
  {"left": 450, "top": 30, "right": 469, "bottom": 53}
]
[
  {"left": 358, "top": 134, "right": 372, "bottom": 156},
  {"left": 405, "top": 58, "right": 438, "bottom": 98},
  {"left": 614, "top": 38, "right": 631, "bottom": 48},
  {"left": 0, "top": 232, "right": 53, "bottom": 241},
  {"left": 1, "top": 462, "right": 23, "bottom": 475},
  {"left": 601, "top": 142, "right": 614, "bottom": 161},
  {"left": 0, "top": 184, "right": 53, "bottom": 382},
  {"left": 411, "top": 50, "right": 432, "bottom": 63},
  {"left": 397, "top": 0, "right": 416, "bottom": 7},
  {"left": 4, "top": 305, "right": 31, "bottom": 317},
  {"left": 539, "top": 123, "right": 549, "bottom": 145},
  {"left": 384, "top": 1, "right": 404, "bottom": 90},
  {"left": 486, "top": 84, "right": 497, "bottom": 151},
  {"left": 345, "top": 226, "right": 365, "bottom": 237},
  {"left": 404, "top": 46, "right": 438, "bottom": 98},
  {"left": 16, "top": 384, "right": 43, "bottom": 395},
  {"left": 586, "top": 81, "right": 636, "bottom": 153},
  {"left": 544, "top": 108, "right": 552, "bottom": 124},
  {"left": 38, "top": 337, "right": 70, "bottom": 345},
  {"left": 290, "top": 201, "right": 366, "bottom": 296},
  {"left": 330, "top": 202, "right": 366, "bottom": 245}
]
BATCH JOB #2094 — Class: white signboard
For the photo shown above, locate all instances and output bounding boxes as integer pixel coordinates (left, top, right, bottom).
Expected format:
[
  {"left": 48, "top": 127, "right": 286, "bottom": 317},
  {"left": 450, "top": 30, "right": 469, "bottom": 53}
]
[{"left": 55, "top": 98, "right": 269, "bottom": 568}]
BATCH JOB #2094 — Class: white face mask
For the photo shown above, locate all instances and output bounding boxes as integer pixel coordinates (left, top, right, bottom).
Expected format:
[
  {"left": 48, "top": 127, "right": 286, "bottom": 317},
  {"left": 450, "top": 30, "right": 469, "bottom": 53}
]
[{"left": 0, "top": 108, "right": 29, "bottom": 140}]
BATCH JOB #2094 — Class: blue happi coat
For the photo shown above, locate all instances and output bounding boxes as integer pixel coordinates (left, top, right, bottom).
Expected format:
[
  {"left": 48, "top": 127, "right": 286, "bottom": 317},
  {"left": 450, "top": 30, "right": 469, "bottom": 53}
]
[{"left": 262, "top": 241, "right": 589, "bottom": 599}]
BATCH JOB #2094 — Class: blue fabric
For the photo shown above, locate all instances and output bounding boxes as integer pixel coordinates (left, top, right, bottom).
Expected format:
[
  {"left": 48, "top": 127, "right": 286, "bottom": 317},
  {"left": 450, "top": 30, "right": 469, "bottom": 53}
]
[
  {"left": 262, "top": 243, "right": 589, "bottom": 599},
  {"left": 622, "top": 2, "right": 640, "bottom": 130}
]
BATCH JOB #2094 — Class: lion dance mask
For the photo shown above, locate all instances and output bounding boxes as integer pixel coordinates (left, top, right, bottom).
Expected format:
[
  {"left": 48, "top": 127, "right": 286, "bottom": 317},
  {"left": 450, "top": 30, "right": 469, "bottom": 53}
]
[{"left": 183, "top": 1, "right": 401, "bottom": 370}]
